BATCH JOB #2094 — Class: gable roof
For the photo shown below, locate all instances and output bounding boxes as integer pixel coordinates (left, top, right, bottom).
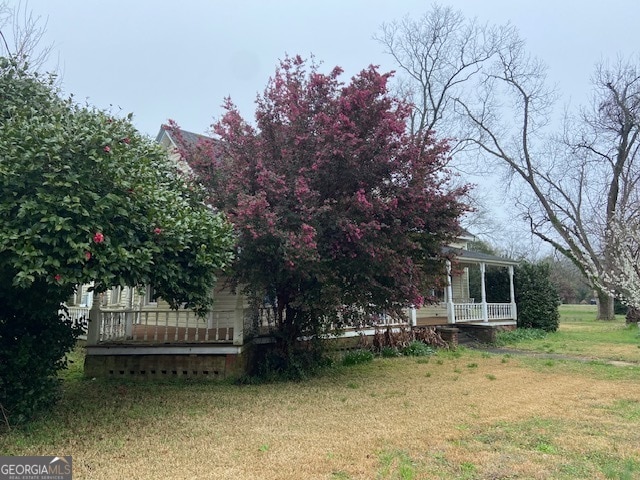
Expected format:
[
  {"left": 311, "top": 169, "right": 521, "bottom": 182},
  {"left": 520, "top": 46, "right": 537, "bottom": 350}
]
[
  {"left": 457, "top": 228, "right": 475, "bottom": 242},
  {"left": 443, "top": 247, "right": 519, "bottom": 266},
  {"left": 156, "top": 124, "right": 212, "bottom": 150}
]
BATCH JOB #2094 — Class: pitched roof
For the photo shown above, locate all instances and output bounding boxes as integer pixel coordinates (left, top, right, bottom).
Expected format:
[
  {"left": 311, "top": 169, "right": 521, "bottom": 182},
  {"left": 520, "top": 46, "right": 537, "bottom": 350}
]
[
  {"left": 443, "top": 247, "right": 519, "bottom": 266},
  {"left": 156, "top": 124, "right": 212, "bottom": 150}
]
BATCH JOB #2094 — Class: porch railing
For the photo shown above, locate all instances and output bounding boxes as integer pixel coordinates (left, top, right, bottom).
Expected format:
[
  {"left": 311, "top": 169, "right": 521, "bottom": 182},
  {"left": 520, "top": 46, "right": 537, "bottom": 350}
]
[
  {"left": 453, "top": 302, "right": 515, "bottom": 322},
  {"left": 93, "top": 308, "right": 239, "bottom": 344},
  {"left": 64, "top": 306, "right": 90, "bottom": 333},
  {"left": 453, "top": 303, "right": 484, "bottom": 322},
  {"left": 487, "top": 303, "right": 515, "bottom": 320},
  {"left": 254, "top": 307, "right": 409, "bottom": 334}
]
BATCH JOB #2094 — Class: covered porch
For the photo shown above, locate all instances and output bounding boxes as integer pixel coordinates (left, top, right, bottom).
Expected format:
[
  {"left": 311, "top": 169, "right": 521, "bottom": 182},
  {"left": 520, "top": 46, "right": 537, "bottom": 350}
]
[
  {"left": 78, "top": 299, "right": 412, "bottom": 380},
  {"left": 414, "top": 249, "right": 518, "bottom": 327}
]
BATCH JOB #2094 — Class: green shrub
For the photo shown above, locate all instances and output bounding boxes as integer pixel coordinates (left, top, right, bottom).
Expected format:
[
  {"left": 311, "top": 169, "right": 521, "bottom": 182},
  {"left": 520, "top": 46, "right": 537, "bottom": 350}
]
[
  {"left": 342, "top": 349, "right": 374, "bottom": 366},
  {"left": 380, "top": 346, "right": 400, "bottom": 358},
  {"left": 614, "top": 298, "right": 628, "bottom": 315},
  {"left": 0, "top": 283, "right": 81, "bottom": 426},
  {"left": 401, "top": 341, "right": 435, "bottom": 357},
  {"left": 496, "top": 328, "right": 547, "bottom": 346},
  {"left": 515, "top": 262, "right": 561, "bottom": 332},
  {"left": 246, "top": 338, "right": 332, "bottom": 382}
]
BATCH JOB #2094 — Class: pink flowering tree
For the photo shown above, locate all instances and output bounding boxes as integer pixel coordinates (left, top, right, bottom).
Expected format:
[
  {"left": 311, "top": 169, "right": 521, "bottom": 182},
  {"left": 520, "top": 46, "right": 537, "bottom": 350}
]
[
  {"left": 0, "top": 58, "right": 234, "bottom": 423},
  {"left": 170, "top": 56, "right": 468, "bottom": 354}
]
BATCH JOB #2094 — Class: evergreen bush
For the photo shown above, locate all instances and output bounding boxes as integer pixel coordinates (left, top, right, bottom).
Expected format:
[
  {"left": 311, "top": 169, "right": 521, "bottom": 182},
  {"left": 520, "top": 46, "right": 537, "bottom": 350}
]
[
  {"left": 0, "top": 282, "right": 81, "bottom": 426},
  {"left": 515, "top": 262, "right": 561, "bottom": 332}
]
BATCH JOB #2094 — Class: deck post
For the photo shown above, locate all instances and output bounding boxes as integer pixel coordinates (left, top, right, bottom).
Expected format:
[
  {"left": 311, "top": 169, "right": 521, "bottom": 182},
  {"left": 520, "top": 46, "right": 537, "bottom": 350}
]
[
  {"left": 124, "top": 310, "right": 134, "bottom": 338},
  {"left": 508, "top": 265, "right": 517, "bottom": 320},
  {"left": 446, "top": 260, "right": 456, "bottom": 324},
  {"left": 233, "top": 309, "right": 244, "bottom": 345},
  {"left": 86, "top": 291, "right": 101, "bottom": 345},
  {"left": 233, "top": 292, "right": 244, "bottom": 346},
  {"left": 480, "top": 263, "right": 489, "bottom": 322}
]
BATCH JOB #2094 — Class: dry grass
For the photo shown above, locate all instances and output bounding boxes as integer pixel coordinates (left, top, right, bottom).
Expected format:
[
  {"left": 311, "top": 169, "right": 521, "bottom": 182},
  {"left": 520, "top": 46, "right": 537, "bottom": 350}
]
[{"left": 2, "top": 349, "right": 640, "bottom": 479}]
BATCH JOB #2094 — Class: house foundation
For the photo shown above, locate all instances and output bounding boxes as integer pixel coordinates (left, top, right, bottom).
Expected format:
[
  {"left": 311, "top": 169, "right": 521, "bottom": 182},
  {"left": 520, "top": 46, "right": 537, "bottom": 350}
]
[
  {"left": 435, "top": 326, "right": 459, "bottom": 348},
  {"left": 456, "top": 323, "right": 516, "bottom": 344},
  {"left": 84, "top": 345, "right": 253, "bottom": 380}
]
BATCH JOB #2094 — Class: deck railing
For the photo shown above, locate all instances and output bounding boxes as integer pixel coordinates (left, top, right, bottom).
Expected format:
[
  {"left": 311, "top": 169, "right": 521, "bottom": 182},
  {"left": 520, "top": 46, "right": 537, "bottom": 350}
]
[
  {"left": 453, "top": 302, "right": 515, "bottom": 322},
  {"left": 453, "top": 303, "right": 484, "bottom": 322},
  {"left": 487, "top": 303, "right": 515, "bottom": 320},
  {"left": 64, "top": 306, "right": 90, "bottom": 333},
  {"left": 93, "top": 308, "right": 239, "bottom": 344},
  {"left": 254, "top": 307, "right": 409, "bottom": 334}
]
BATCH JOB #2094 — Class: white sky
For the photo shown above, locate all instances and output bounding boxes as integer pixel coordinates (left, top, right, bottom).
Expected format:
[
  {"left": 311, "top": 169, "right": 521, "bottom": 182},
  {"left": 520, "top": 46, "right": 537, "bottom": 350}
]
[
  {"left": 22, "top": 0, "right": 640, "bottom": 138},
  {"left": 10, "top": 0, "right": 640, "bottom": 253}
]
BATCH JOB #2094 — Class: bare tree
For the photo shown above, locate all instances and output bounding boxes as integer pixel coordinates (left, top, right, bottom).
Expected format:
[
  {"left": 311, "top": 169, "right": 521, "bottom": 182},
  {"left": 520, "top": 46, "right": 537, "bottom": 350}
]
[
  {"left": 379, "top": 5, "right": 640, "bottom": 319},
  {"left": 375, "top": 5, "right": 521, "bottom": 240},
  {"left": 375, "top": 5, "right": 518, "bottom": 154},
  {"left": 457, "top": 46, "right": 640, "bottom": 319},
  {"left": 0, "top": 1, "right": 53, "bottom": 71}
]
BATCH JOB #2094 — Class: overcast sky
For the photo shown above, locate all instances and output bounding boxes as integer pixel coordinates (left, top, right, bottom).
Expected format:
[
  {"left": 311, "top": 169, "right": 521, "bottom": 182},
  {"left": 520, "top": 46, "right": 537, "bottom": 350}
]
[
  {"left": 7, "top": 0, "right": 640, "bottom": 252},
  {"left": 20, "top": 0, "right": 640, "bottom": 138}
]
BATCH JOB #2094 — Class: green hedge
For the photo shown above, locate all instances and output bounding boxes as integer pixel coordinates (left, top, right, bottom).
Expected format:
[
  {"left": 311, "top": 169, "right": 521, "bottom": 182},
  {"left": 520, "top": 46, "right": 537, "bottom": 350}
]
[
  {"left": 0, "top": 281, "right": 80, "bottom": 426},
  {"left": 515, "top": 262, "right": 560, "bottom": 332}
]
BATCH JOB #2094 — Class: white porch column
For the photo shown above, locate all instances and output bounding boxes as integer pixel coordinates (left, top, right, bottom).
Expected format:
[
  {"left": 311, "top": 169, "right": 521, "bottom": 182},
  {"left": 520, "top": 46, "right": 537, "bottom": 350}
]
[
  {"left": 86, "top": 291, "right": 101, "bottom": 345},
  {"left": 233, "top": 292, "right": 244, "bottom": 346},
  {"left": 480, "top": 263, "right": 489, "bottom": 322},
  {"left": 410, "top": 307, "right": 417, "bottom": 327},
  {"left": 124, "top": 310, "right": 134, "bottom": 338},
  {"left": 127, "top": 286, "right": 134, "bottom": 309},
  {"left": 508, "top": 265, "right": 518, "bottom": 320},
  {"left": 446, "top": 260, "right": 456, "bottom": 324}
]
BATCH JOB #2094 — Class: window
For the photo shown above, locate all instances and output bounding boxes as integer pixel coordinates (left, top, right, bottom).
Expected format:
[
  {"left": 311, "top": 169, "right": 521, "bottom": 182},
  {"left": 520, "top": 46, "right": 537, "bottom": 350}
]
[
  {"left": 110, "top": 286, "right": 121, "bottom": 306},
  {"left": 145, "top": 285, "right": 158, "bottom": 305}
]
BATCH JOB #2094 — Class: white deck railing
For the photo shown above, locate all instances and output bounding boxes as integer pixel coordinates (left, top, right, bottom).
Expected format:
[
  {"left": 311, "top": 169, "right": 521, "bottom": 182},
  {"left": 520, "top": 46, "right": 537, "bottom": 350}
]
[
  {"left": 94, "top": 308, "right": 238, "bottom": 344},
  {"left": 255, "top": 308, "right": 409, "bottom": 334},
  {"left": 453, "top": 303, "right": 515, "bottom": 322},
  {"left": 64, "top": 306, "right": 90, "bottom": 333},
  {"left": 487, "top": 303, "right": 515, "bottom": 320}
]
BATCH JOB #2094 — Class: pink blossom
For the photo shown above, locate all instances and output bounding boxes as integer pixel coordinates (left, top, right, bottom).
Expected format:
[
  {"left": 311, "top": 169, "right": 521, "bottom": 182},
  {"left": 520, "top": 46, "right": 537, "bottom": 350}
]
[
  {"left": 54, "top": 274, "right": 62, "bottom": 282},
  {"left": 85, "top": 251, "right": 92, "bottom": 260},
  {"left": 154, "top": 227, "right": 162, "bottom": 235},
  {"left": 356, "top": 189, "right": 373, "bottom": 209},
  {"left": 122, "top": 137, "right": 131, "bottom": 144},
  {"left": 103, "top": 145, "right": 111, "bottom": 153},
  {"left": 300, "top": 223, "right": 317, "bottom": 249},
  {"left": 295, "top": 177, "right": 311, "bottom": 200},
  {"left": 344, "top": 223, "right": 363, "bottom": 242},
  {"left": 93, "top": 232, "right": 104, "bottom": 243},
  {"left": 412, "top": 294, "right": 425, "bottom": 308}
]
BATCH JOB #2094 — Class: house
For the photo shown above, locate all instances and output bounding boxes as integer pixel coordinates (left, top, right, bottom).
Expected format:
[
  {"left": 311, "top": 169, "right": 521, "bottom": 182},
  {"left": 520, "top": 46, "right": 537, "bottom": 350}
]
[
  {"left": 79, "top": 126, "right": 518, "bottom": 379},
  {"left": 413, "top": 231, "right": 519, "bottom": 342}
]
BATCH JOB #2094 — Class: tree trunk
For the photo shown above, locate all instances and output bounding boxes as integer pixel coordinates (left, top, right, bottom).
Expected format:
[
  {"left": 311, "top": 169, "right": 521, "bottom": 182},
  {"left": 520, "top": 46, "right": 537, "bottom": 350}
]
[{"left": 596, "top": 291, "right": 615, "bottom": 320}]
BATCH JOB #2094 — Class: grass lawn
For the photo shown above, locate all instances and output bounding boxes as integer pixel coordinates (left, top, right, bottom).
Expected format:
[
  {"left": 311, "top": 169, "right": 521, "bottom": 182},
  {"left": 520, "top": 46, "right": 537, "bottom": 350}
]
[
  {"left": 2, "top": 323, "right": 640, "bottom": 479},
  {"left": 497, "top": 304, "right": 640, "bottom": 364}
]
